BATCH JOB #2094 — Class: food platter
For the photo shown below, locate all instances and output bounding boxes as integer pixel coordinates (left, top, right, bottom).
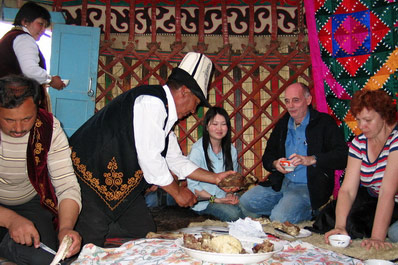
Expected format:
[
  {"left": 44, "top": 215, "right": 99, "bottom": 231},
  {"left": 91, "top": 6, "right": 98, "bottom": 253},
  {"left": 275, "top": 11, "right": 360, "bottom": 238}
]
[
  {"left": 274, "top": 228, "right": 312, "bottom": 239},
  {"left": 175, "top": 238, "right": 284, "bottom": 264}
]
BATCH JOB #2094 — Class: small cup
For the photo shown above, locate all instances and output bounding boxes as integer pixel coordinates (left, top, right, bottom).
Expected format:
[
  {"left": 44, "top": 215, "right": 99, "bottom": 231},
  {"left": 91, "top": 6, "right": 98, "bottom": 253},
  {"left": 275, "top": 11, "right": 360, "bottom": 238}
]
[
  {"left": 280, "top": 160, "right": 296, "bottom": 172},
  {"left": 328, "top": 234, "right": 351, "bottom": 248},
  {"left": 62, "top": 79, "right": 70, "bottom": 87}
]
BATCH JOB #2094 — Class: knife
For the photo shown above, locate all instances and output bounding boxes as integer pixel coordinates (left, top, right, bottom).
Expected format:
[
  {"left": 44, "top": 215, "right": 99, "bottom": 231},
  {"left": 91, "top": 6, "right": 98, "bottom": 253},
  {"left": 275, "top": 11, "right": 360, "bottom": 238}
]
[{"left": 39, "top": 242, "right": 56, "bottom": 255}]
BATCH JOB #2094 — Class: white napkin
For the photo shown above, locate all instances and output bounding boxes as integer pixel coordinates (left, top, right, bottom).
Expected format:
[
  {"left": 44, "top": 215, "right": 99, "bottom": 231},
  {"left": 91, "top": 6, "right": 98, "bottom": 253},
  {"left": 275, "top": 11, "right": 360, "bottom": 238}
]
[{"left": 228, "top": 217, "right": 267, "bottom": 243}]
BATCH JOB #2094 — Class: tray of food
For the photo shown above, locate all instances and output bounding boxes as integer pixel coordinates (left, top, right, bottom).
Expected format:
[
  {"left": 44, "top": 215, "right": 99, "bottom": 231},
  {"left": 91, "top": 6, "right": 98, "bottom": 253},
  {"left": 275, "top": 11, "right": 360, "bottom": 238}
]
[{"left": 176, "top": 232, "right": 283, "bottom": 264}]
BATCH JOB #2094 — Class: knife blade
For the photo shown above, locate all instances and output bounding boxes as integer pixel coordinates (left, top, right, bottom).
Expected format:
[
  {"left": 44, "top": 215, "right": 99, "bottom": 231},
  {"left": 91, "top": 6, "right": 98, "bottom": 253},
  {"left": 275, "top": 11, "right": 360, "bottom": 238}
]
[{"left": 39, "top": 242, "right": 56, "bottom": 255}]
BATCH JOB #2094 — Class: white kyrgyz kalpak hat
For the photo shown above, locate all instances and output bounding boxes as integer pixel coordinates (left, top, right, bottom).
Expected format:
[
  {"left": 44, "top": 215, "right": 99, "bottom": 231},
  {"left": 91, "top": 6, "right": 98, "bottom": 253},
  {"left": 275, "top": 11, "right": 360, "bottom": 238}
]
[{"left": 168, "top": 52, "right": 213, "bottom": 107}]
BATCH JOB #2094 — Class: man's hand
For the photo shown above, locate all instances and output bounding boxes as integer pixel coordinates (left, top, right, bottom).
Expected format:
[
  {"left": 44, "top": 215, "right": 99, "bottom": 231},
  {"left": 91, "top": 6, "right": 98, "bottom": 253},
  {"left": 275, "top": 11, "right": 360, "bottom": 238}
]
[
  {"left": 173, "top": 186, "right": 197, "bottom": 207},
  {"left": 145, "top": 185, "right": 158, "bottom": 195},
  {"left": 215, "top": 171, "right": 240, "bottom": 193},
  {"left": 288, "top": 153, "right": 316, "bottom": 166},
  {"left": 214, "top": 170, "right": 235, "bottom": 184},
  {"left": 58, "top": 229, "right": 82, "bottom": 258},
  {"left": 7, "top": 214, "right": 40, "bottom": 247},
  {"left": 162, "top": 181, "right": 197, "bottom": 207},
  {"left": 273, "top": 158, "right": 290, "bottom": 174}
]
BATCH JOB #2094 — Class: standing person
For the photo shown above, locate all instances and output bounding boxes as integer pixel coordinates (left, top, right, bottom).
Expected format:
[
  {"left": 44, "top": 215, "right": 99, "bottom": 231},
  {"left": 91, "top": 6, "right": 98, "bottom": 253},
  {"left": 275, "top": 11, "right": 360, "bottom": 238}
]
[
  {"left": 70, "top": 52, "right": 237, "bottom": 247},
  {"left": 324, "top": 89, "right": 398, "bottom": 250},
  {"left": 239, "top": 82, "right": 348, "bottom": 224},
  {"left": 0, "top": 75, "right": 81, "bottom": 265},
  {"left": 0, "top": 1, "right": 65, "bottom": 110},
  {"left": 187, "top": 107, "right": 256, "bottom": 221}
]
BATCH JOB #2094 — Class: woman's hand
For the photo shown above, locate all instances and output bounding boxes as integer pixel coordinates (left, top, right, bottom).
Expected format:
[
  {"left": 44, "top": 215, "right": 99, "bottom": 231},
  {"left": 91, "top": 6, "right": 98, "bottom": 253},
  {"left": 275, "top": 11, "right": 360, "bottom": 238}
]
[
  {"left": 324, "top": 227, "right": 348, "bottom": 244},
  {"left": 49, "top": 76, "right": 65, "bottom": 90},
  {"left": 217, "top": 193, "right": 239, "bottom": 205},
  {"left": 361, "top": 238, "right": 392, "bottom": 250}
]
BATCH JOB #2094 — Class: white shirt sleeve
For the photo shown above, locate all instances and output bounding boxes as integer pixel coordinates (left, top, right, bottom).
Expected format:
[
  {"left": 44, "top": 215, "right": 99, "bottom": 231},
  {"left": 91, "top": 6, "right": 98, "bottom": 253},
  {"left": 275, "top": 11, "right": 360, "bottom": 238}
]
[
  {"left": 165, "top": 131, "right": 198, "bottom": 179},
  {"left": 134, "top": 95, "right": 175, "bottom": 186},
  {"left": 13, "top": 34, "right": 50, "bottom": 84},
  {"left": 47, "top": 117, "right": 82, "bottom": 211}
]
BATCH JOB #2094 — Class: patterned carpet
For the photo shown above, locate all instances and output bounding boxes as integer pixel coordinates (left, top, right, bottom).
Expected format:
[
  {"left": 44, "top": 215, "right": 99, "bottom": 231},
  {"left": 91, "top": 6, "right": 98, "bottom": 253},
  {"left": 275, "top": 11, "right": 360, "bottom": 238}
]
[{"left": 0, "top": 206, "right": 211, "bottom": 264}]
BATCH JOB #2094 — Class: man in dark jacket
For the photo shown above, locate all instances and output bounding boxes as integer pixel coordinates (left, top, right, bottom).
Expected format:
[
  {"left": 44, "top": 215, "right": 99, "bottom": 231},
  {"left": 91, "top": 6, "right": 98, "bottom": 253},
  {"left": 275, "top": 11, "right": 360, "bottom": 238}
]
[{"left": 240, "top": 82, "right": 348, "bottom": 224}]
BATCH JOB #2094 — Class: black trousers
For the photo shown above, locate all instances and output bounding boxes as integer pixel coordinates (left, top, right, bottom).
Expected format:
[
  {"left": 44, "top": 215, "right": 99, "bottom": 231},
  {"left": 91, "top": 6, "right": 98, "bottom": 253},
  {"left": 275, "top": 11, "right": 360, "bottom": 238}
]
[
  {"left": 310, "top": 186, "right": 398, "bottom": 239},
  {"left": 0, "top": 195, "right": 56, "bottom": 265},
  {"left": 75, "top": 184, "right": 156, "bottom": 247}
]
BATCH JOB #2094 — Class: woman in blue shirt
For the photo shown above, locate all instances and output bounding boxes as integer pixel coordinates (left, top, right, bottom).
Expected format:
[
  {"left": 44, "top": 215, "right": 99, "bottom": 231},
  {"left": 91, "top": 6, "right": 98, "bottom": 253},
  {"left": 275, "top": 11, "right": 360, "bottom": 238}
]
[{"left": 187, "top": 107, "right": 254, "bottom": 221}]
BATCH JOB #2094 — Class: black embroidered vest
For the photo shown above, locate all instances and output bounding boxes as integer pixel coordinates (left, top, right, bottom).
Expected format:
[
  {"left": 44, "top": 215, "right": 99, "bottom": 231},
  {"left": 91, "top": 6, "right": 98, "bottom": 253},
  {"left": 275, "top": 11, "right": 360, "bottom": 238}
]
[{"left": 70, "top": 85, "right": 169, "bottom": 219}]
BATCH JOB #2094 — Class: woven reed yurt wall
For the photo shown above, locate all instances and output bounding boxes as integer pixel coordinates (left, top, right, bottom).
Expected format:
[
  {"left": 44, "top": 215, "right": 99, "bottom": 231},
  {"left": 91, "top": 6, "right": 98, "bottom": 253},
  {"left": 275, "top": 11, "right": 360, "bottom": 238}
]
[{"left": 45, "top": 0, "right": 312, "bottom": 180}]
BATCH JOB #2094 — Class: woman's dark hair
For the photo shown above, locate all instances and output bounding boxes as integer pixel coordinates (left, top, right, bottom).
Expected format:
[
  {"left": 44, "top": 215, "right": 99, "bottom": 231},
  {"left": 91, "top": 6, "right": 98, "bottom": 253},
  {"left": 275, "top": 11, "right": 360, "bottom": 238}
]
[
  {"left": 0, "top": 75, "right": 41, "bottom": 108},
  {"left": 13, "top": 1, "right": 51, "bottom": 27},
  {"left": 351, "top": 89, "right": 397, "bottom": 126},
  {"left": 202, "top": 107, "right": 233, "bottom": 172}
]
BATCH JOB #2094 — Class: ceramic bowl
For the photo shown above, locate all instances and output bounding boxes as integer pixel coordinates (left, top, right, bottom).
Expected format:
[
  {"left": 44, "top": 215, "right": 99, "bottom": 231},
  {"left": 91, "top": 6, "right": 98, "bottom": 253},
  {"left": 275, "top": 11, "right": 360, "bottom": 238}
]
[
  {"left": 62, "top": 79, "right": 70, "bottom": 87},
  {"left": 364, "top": 260, "right": 394, "bottom": 265},
  {"left": 328, "top": 234, "right": 351, "bottom": 248},
  {"left": 280, "top": 160, "right": 296, "bottom": 172}
]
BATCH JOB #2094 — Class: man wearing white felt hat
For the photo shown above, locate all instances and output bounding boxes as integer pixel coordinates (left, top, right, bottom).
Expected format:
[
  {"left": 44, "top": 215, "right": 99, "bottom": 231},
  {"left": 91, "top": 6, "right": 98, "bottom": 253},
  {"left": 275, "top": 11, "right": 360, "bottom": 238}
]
[
  {"left": 69, "top": 52, "right": 238, "bottom": 247},
  {"left": 167, "top": 52, "right": 212, "bottom": 108}
]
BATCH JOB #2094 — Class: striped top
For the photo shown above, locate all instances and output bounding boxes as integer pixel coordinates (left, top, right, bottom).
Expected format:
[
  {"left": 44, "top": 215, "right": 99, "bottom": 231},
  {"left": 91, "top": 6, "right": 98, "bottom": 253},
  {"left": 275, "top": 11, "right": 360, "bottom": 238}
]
[
  {"left": 0, "top": 116, "right": 81, "bottom": 210},
  {"left": 349, "top": 125, "right": 398, "bottom": 202}
]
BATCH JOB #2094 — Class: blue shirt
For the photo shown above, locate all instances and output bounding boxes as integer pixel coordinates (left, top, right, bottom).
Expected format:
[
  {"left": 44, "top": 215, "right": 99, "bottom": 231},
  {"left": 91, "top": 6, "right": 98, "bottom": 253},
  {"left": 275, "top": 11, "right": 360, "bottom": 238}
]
[
  {"left": 187, "top": 138, "right": 238, "bottom": 211},
  {"left": 285, "top": 111, "right": 309, "bottom": 183}
]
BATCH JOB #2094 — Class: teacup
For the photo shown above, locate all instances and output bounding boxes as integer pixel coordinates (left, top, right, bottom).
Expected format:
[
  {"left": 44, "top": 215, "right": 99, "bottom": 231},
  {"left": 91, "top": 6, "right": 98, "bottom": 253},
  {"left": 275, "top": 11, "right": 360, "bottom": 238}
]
[
  {"left": 328, "top": 234, "right": 351, "bottom": 248},
  {"left": 280, "top": 160, "right": 296, "bottom": 172},
  {"left": 62, "top": 79, "right": 70, "bottom": 87}
]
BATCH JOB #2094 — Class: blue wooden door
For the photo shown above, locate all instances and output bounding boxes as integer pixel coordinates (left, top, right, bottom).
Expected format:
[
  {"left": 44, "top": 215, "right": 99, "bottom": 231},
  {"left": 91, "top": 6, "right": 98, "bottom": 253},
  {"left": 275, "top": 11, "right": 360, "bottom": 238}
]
[{"left": 49, "top": 24, "right": 100, "bottom": 137}]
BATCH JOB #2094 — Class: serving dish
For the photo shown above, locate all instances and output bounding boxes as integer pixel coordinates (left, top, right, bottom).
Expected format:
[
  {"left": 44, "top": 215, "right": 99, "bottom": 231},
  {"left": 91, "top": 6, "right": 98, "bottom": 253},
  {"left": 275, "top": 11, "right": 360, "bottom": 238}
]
[{"left": 175, "top": 237, "right": 283, "bottom": 264}]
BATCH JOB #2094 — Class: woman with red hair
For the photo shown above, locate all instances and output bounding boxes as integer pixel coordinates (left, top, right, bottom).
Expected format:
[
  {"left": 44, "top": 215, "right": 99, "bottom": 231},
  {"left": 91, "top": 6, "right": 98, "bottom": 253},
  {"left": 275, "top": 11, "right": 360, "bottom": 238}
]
[{"left": 325, "top": 89, "right": 398, "bottom": 250}]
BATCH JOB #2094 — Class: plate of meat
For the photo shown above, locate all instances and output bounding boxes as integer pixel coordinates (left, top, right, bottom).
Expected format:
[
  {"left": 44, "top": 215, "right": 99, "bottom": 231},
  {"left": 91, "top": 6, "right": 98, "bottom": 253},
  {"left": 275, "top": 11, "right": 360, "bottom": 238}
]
[{"left": 176, "top": 233, "right": 284, "bottom": 264}]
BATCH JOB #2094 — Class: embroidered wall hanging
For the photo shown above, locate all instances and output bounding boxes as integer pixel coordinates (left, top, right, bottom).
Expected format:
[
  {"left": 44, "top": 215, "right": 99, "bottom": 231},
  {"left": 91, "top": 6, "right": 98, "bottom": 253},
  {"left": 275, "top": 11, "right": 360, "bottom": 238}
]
[{"left": 305, "top": 0, "right": 398, "bottom": 141}]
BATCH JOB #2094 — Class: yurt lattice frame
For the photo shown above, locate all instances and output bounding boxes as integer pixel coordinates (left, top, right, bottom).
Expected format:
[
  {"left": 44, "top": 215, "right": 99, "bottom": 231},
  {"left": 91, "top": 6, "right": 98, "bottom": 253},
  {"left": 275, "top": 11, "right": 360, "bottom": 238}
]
[{"left": 53, "top": 0, "right": 311, "bottom": 180}]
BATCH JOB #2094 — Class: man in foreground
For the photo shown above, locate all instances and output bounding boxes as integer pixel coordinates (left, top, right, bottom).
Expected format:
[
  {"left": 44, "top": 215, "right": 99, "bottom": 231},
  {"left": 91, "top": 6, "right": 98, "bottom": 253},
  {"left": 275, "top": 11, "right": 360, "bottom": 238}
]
[
  {"left": 240, "top": 82, "right": 348, "bottom": 224},
  {"left": 70, "top": 52, "right": 236, "bottom": 246},
  {"left": 0, "top": 75, "right": 81, "bottom": 264}
]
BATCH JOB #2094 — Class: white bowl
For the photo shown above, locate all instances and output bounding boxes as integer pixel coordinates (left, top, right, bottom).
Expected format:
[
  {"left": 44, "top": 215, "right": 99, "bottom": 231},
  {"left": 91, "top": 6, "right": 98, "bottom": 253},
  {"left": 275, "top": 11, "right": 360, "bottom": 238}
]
[
  {"left": 62, "top": 79, "right": 70, "bottom": 87},
  {"left": 364, "top": 259, "right": 394, "bottom": 265},
  {"left": 328, "top": 234, "right": 351, "bottom": 248}
]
